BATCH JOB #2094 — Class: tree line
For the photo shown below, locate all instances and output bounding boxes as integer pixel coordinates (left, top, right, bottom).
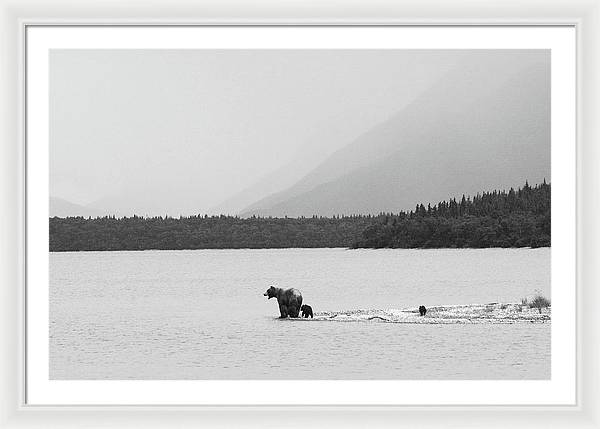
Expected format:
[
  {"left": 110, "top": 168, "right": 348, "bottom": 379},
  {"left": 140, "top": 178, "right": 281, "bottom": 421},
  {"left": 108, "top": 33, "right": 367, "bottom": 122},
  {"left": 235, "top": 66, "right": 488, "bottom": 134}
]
[
  {"left": 49, "top": 181, "right": 550, "bottom": 251},
  {"left": 352, "top": 181, "right": 550, "bottom": 249},
  {"left": 49, "top": 214, "right": 373, "bottom": 251}
]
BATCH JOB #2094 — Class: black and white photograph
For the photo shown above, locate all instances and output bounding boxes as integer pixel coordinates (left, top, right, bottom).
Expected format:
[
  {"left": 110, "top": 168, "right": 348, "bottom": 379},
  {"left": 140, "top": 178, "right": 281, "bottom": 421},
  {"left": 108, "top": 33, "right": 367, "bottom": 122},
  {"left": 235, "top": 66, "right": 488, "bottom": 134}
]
[{"left": 47, "top": 47, "right": 552, "bottom": 381}]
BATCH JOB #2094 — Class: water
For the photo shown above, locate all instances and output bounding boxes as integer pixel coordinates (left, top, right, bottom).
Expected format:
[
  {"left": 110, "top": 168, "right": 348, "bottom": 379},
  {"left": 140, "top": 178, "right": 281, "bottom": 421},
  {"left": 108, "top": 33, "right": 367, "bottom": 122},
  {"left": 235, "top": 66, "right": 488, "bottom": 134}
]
[{"left": 50, "top": 248, "right": 550, "bottom": 379}]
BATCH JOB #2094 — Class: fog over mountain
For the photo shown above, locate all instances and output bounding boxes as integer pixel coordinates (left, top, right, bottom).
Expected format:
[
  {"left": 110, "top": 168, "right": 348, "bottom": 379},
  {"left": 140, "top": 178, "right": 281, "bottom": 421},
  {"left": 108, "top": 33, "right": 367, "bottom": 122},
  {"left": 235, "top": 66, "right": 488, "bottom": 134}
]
[
  {"left": 51, "top": 49, "right": 460, "bottom": 217},
  {"left": 50, "top": 197, "right": 103, "bottom": 218},
  {"left": 50, "top": 49, "right": 549, "bottom": 218},
  {"left": 240, "top": 51, "right": 550, "bottom": 217},
  {"left": 208, "top": 107, "right": 376, "bottom": 215}
]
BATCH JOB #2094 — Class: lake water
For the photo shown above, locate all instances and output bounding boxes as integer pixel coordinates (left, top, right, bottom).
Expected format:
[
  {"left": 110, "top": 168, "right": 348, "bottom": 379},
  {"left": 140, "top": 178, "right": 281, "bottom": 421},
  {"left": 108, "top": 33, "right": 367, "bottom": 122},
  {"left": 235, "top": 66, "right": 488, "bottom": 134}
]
[{"left": 50, "top": 248, "right": 550, "bottom": 379}]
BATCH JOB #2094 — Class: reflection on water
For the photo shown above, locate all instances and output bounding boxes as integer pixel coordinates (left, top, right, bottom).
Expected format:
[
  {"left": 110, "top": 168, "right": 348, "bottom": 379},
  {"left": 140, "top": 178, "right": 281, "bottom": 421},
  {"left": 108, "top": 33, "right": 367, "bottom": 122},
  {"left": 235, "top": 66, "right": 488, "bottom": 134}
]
[{"left": 50, "top": 248, "right": 550, "bottom": 379}]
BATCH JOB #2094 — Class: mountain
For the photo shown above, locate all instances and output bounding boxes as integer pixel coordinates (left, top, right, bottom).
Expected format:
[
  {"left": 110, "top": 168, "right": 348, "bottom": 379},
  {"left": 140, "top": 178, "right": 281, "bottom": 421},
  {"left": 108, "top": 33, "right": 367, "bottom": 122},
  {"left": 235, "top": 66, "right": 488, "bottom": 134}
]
[
  {"left": 208, "top": 105, "right": 409, "bottom": 216},
  {"left": 50, "top": 197, "right": 103, "bottom": 218},
  {"left": 240, "top": 53, "right": 550, "bottom": 217},
  {"left": 208, "top": 161, "right": 310, "bottom": 216},
  {"left": 208, "top": 132, "right": 344, "bottom": 215}
]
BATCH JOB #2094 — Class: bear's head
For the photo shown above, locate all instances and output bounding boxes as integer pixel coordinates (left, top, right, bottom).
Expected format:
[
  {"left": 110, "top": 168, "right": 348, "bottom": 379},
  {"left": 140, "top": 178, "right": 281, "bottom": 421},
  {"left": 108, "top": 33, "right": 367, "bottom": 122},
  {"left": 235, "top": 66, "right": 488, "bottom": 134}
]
[
  {"left": 264, "top": 286, "right": 278, "bottom": 299},
  {"left": 301, "top": 305, "right": 307, "bottom": 311}
]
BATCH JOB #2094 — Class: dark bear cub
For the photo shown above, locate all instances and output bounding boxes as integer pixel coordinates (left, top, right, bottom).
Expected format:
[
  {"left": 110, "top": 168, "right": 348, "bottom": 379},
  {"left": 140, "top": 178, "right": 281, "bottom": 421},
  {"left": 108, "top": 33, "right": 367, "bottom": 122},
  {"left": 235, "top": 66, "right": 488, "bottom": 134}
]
[
  {"left": 419, "top": 305, "right": 427, "bottom": 316},
  {"left": 301, "top": 304, "right": 313, "bottom": 318}
]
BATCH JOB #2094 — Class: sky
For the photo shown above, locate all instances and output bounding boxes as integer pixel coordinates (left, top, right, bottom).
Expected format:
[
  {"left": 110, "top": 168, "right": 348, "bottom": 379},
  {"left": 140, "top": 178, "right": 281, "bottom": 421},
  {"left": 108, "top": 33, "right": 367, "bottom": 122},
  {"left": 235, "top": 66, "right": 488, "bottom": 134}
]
[{"left": 50, "top": 49, "right": 543, "bottom": 217}]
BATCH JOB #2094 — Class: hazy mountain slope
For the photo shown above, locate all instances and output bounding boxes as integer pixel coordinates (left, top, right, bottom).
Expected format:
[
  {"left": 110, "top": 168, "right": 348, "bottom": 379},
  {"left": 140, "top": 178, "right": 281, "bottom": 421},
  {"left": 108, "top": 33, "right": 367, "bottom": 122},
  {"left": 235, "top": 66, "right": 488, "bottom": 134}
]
[
  {"left": 208, "top": 124, "right": 351, "bottom": 215},
  {"left": 50, "top": 197, "right": 103, "bottom": 218},
  {"left": 241, "top": 53, "right": 550, "bottom": 217},
  {"left": 209, "top": 159, "right": 317, "bottom": 216},
  {"left": 208, "top": 102, "right": 426, "bottom": 216}
]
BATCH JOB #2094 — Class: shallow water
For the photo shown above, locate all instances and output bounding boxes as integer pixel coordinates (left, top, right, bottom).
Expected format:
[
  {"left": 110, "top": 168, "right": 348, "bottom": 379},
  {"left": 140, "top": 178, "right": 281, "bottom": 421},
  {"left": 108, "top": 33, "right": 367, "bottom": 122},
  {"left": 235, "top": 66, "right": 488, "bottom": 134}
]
[{"left": 50, "top": 248, "right": 550, "bottom": 379}]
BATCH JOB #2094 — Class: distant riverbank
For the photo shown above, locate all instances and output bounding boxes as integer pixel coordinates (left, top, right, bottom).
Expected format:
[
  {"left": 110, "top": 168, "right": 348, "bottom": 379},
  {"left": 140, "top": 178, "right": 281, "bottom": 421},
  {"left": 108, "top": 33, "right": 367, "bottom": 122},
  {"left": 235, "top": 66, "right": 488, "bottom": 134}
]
[
  {"left": 310, "top": 302, "right": 551, "bottom": 324},
  {"left": 49, "top": 182, "right": 549, "bottom": 252}
]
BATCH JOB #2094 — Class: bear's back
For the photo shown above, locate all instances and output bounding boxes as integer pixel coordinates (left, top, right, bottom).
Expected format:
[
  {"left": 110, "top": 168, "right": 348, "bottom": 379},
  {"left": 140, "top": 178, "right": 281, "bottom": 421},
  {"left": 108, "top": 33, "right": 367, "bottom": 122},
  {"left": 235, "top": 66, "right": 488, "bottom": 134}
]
[{"left": 279, "top": 288, "right": 302, "bottom": 305}]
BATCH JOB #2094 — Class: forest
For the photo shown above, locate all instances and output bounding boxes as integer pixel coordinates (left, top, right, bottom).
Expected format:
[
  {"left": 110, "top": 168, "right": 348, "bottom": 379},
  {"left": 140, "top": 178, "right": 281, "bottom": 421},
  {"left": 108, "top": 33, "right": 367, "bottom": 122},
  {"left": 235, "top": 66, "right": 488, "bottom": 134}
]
[
  {"left": 49, "top": 181, "right": 550, "bottom": 251},
  {"left": 352, "top": 181, "right": 550, "bottom": 249}
]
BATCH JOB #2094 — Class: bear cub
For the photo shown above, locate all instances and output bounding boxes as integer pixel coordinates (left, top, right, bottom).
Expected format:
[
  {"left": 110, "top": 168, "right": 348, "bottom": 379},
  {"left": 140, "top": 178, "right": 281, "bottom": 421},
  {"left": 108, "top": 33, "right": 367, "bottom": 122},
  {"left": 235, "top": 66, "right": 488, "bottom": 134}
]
[
  {"left": 419, "top": 305, "right": 427, "bottom": 316},
  {"left": 301, "top": 304, "right": 313, "bottom": 318}
]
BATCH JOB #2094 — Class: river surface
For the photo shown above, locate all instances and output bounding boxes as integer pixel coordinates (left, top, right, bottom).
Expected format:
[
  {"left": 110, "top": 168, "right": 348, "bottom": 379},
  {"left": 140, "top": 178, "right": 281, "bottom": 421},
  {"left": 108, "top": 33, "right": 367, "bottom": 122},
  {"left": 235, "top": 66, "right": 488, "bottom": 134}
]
[{"left": 50, "top": 248, "right": 550, "bottom": 379}]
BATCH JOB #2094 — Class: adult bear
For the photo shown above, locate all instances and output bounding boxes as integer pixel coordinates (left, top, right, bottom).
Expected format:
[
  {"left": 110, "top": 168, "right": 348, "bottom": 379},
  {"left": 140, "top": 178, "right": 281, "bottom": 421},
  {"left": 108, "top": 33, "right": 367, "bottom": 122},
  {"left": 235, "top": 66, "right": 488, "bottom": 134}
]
[{"left": 264, "top": 286, "right": 303, "bottom": 318}]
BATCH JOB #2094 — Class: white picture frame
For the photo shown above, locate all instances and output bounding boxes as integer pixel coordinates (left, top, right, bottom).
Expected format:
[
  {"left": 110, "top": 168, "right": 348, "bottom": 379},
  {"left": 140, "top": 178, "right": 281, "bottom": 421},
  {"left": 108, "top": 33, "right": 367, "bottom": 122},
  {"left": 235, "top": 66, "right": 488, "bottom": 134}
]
[{"left": 1, "top": 0, "right": 599, "bottom": 427}]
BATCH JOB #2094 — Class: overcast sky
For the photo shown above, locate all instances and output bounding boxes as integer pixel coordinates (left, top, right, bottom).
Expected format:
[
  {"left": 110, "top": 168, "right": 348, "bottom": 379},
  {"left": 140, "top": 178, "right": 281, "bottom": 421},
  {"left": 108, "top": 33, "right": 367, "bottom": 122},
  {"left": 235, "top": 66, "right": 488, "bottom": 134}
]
[{"left": 50, "top": 49, "right": 542, "bottom": 217}]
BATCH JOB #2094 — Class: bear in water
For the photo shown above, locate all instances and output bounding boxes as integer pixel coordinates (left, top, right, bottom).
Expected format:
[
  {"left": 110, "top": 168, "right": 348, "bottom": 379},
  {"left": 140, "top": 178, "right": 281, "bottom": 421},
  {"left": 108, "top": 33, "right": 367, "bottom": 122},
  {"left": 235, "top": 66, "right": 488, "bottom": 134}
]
[
  {"left": 419, "top": 305, "right": 427, "bottom": 316},
  {"left": 301, "top": 304, "right": 313, "bottom": 318},
  {"left": 264, "top": 286, "right": 303, "bottom": 318}
]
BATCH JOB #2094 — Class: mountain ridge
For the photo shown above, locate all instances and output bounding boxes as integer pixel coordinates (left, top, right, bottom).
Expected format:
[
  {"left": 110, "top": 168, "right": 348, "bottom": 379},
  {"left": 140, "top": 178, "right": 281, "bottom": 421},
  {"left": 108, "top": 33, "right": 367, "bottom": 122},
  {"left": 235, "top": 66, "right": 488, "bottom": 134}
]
[{"left": 240, "top": 53, "right": 550, "bottom": 218}]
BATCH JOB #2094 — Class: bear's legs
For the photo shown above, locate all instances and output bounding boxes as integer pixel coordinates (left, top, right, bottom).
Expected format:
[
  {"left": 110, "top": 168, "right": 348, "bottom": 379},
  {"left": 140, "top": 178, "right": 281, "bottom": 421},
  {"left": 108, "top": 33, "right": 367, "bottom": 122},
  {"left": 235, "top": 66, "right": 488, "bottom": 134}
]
[
  {"left": 288, "top": 306, "right": 300, "bottom": 318},
  {"left": 279, "top": 304, "right": 288, "bottom": 318}
]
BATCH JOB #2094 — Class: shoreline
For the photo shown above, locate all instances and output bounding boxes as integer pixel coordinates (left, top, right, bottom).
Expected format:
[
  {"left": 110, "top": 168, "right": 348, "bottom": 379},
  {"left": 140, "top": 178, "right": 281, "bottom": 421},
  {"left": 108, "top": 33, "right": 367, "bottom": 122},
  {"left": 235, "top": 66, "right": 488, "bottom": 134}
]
[
  {"left": 48, "top": 246, "right": 552, "bottom": 253},
  {"left": 297, "top": 303, "right": 551, "bottom": 324}
]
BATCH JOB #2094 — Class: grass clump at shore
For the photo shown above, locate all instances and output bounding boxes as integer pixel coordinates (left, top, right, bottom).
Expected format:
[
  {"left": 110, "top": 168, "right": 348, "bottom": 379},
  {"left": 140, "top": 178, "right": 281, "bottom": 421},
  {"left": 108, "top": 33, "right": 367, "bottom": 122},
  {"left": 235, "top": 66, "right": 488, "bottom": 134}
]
[{"left": 529, "top": 293, "right": 551, "bottom": 314}]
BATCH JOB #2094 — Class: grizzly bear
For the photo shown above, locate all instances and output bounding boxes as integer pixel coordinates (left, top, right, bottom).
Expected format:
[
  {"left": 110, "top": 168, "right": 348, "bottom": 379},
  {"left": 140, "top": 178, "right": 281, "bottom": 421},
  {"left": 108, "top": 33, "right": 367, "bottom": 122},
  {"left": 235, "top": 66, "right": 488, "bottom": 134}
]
[
  {"left": 301, "top": 304, "right": 313, "bottom": 318},
  {"left": 264, "top": 286, "right": 303, "bottom": 318}
]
